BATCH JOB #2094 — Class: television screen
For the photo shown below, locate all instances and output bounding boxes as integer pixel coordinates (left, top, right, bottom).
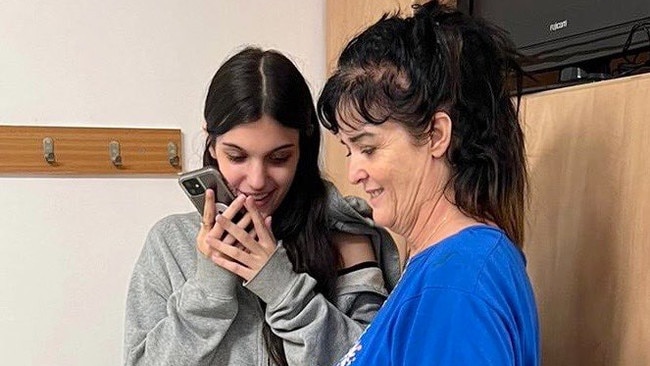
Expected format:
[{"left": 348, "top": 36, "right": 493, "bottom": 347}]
[{"left": 462, "top": 0, "right": 650, "bottom": 73}]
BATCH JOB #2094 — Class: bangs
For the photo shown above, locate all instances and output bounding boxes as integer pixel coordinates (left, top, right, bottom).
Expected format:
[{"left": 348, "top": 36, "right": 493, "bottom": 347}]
[
  {"left": 319, "top": 63, "right": 420, "bottom": 134},
  {"left": 334, "top": 80, "right": 393, "bottom": 132}
]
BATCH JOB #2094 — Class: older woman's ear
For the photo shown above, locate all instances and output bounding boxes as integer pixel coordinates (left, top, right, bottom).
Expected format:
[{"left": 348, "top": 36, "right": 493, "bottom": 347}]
[{"left": 429, "top": 111, "right": 452, "bottom": 159}]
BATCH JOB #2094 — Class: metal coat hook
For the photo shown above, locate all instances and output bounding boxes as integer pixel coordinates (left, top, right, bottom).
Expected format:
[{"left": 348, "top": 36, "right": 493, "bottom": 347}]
[
  {"left": 43, "top": 137, "right": 56, "bottom": 164},
  {"left": 109, "top": 140, "right": 123, "bottom": 167},
  {"left": 167, "top": 141, "right": 180, "bottom": 168}
]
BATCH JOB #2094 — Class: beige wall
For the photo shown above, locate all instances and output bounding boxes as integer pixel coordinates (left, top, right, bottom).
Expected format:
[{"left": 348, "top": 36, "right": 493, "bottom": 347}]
[{"left": 0, "top": 1, "right": 325, "bottom": 364}]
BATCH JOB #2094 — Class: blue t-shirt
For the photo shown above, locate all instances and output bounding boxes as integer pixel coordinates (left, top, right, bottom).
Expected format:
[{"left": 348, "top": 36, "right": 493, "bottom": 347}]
[{"left": 336, "top": 226, "right": 540, "bottom": 366}]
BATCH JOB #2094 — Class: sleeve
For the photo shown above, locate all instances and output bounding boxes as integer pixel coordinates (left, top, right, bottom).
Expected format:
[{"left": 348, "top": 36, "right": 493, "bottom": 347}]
[
  {"left": 123, "top": 220, "right": 241, "bottom": 366},
  {"left": 393, "top": 288, "right": 515, "bottom": 366},
  {"left": 244, "top": 245, "right": 388, "bottom": 366}
]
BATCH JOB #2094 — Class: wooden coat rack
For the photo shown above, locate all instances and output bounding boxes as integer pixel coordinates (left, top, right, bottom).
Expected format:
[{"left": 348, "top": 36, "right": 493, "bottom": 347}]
[{"left": 0, "top": 126, "right": 182, "bottom": 176}]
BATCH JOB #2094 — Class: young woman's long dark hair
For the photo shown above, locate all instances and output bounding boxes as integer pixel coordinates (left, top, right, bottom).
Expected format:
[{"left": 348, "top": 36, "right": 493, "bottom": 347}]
[
  {"left": 317, "top": 1, "right": 527, "bottom": 246},
  {"left": 203, "top": 47, "right": 338, "bottom": 365}
]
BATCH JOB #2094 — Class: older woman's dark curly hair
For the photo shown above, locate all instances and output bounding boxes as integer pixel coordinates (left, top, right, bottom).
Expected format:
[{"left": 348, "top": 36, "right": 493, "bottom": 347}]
[{"left": 318, "top": 1, "right": 527, "bottom": 246}]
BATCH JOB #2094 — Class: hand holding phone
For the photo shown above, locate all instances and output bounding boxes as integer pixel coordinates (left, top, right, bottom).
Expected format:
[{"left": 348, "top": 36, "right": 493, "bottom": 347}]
[
  {"left": 209, "top": 195, "right": 279, "bottom": 282},
  {"left": 180, "top": 166, "right": 251, "bottom": 260},
  {"left": 180, "top": 168, "right": 279, "bottom": 281}
]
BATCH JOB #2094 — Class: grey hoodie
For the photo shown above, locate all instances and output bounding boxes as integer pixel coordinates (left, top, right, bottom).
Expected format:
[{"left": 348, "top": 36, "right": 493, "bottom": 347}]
[{"left": 123, "top": 183, "right": 400, "bottom": 366}]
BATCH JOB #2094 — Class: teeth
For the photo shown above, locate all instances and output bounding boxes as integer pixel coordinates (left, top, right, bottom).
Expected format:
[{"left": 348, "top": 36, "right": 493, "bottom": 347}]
[
  {"left": 234, "top": 191, "right": 271, "bottom": 200},
  {"left": 368, "top": 189, "right": 382, "bottom": 198}
]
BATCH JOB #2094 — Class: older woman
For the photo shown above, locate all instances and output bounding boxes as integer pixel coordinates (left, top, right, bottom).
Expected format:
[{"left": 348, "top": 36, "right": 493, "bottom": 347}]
[{"left": 318, "top": 1, "right": 540, "bottom": 365}]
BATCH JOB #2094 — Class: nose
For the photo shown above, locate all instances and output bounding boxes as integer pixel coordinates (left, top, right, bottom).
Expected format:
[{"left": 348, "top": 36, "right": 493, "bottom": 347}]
[
  {"left": 246, "top": 160, "right": 267, "bottom": 191},
  {"left": 347, "top": 154, "right": 368, "bottom": 186}
]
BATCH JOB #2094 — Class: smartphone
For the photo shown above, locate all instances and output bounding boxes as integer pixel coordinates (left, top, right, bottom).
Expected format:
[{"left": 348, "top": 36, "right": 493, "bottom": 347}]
[{"left": 178, "top": 166, "right": 236, "bottom": 216}]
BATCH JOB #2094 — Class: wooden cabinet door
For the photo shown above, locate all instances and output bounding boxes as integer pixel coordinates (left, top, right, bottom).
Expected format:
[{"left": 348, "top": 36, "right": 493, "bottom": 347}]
[{"left": 522, "top": 74, "right": 650, "bottom": 365}]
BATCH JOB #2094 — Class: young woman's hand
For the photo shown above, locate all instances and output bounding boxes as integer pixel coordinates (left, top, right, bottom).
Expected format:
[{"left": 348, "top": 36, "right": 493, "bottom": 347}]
[
  {"left": 196, "top": 190, "right": 252, "bottom": 262},
  {"left": 206, "top": 196, "right": 278, "bottom": 282}
]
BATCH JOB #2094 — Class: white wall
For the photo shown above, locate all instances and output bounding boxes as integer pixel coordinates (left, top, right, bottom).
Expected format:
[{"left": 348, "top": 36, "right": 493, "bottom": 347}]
[{"left": 0, "top": 1, "right": 325, "bottom": 364}]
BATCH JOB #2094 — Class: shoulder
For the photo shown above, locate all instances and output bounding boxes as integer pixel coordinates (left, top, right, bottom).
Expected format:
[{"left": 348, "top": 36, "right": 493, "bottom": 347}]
[
  {"left": 323, "top": 180, "right": 402, "bottom": 290},
  {"left": 148, "top": 211, "right": 201, "bottom": 237},
  {"left": 407, "top": 226, "right": 528, "bottom": 296},
  {"left": 383, "top": 228, "right": 537, "bottom": 364},
  {"left": 323, "top": 180, "right": 374, "bottom": 224},
  {"left": 331, "top": 231, "right": 376, "bottom": 270},
  {"left": 141, "top": 211, "right": 200, "bottom": 265}
]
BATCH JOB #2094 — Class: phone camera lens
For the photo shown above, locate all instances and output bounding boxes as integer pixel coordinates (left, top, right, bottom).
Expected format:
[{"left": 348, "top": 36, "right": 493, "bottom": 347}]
[{"left": 183, "top": 178, "right": 205, "bottom": 196}]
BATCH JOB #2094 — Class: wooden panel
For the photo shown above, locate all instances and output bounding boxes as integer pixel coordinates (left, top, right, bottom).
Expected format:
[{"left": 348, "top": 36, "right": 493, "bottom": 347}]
[
  {"left": 0, "top": 126, "right": 182, "bottom": 175},
  {"left": 522, "top": 73, "right": 650, "bottom": 365}
]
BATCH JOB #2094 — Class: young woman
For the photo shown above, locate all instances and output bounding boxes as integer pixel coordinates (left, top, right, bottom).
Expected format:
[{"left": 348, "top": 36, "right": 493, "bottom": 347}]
[
  {"left": 318, "top": 2, "right": 540, "bottom": 365},
  {"left": 124, "top": 47, "right": 400, "bottom": 366}
]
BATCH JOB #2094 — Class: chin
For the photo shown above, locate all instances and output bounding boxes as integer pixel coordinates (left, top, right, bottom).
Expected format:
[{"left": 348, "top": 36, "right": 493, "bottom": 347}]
[
  {"left": 371, "top": 212, "right": 392, "bottom": 231},
  {"left": 260, "top": 202, "right": 278, "bottom": 217},
  {"left": 257, "top": 206, "right": 272, "bottom": 218}
]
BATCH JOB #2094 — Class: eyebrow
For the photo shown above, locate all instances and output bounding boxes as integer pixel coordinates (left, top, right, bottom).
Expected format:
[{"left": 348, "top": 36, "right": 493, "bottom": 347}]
[
  {"left": 346, "top": 132, "right": 375, "bottom": 144},
  {"left": 221, "top": 142, "right": 296, "bottom": 153}
]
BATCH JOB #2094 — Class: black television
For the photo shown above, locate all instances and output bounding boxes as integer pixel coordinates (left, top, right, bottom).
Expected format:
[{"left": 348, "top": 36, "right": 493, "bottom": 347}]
[{"left": 458, "top": 0, "right": 650, "bottom": 75}]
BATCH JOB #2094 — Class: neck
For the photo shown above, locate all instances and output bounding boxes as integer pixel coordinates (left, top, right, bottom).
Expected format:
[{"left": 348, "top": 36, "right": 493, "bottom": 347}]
[{"left": 403, "top": 192, "right": 457, "bottom": 259}]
